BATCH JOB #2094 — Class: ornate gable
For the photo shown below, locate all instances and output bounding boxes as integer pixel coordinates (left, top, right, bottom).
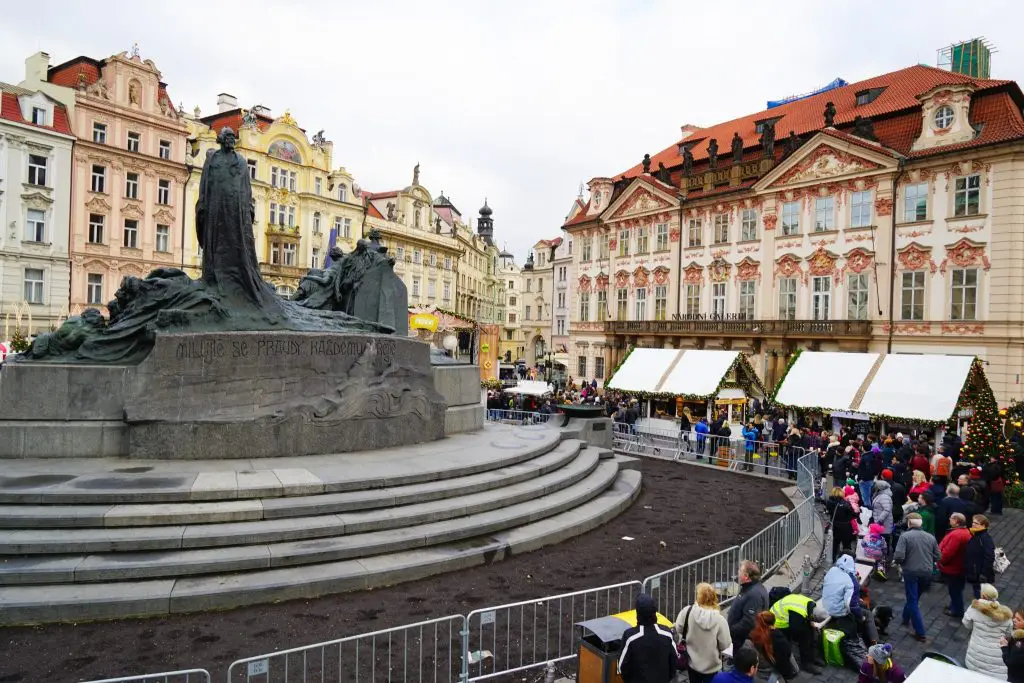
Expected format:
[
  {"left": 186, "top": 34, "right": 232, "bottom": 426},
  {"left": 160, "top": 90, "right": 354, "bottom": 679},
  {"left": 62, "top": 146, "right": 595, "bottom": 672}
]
[
  {"left": 772, "top": 144, "right": 882, "bottom": 187},
  {"left": 608, "top": 185, "right": 674, "bottom": 219}
]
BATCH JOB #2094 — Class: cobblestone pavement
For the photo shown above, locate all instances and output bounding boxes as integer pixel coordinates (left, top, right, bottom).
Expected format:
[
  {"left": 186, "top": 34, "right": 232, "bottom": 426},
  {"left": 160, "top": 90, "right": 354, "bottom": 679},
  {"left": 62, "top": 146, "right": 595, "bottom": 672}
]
[{"left": 804, "top": 508, "right": 1024, "bottom": 682}]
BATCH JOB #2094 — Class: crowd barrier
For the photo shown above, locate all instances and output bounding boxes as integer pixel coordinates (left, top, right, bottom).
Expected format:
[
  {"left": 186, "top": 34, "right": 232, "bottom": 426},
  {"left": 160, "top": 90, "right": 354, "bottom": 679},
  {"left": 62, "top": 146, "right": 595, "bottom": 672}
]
[
  {"left": 484, "top": 409, "right": 553, "bottom": 426},
  {"left": 100, "top": 454, "right": 820, "bottom": 683}
]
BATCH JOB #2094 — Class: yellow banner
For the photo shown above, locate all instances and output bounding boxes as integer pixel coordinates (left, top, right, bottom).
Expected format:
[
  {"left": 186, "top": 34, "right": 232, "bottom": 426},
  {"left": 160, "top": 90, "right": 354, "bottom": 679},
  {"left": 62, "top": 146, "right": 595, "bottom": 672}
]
[{"left": 409, "top": 313, "right": 439, "bottom": 332}]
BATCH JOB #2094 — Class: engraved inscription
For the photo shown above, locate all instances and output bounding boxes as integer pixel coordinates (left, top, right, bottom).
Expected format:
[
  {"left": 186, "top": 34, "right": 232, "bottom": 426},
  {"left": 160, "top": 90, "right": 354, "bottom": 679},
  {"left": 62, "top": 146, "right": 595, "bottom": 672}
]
[{"left": 174, "top": 337, "right": 397, "bottom": 365}]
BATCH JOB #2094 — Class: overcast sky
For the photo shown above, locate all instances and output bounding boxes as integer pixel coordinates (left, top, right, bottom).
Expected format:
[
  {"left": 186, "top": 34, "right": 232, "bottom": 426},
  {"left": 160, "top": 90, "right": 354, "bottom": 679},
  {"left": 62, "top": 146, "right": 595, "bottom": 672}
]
[{"left": 2, "top": 1, "right": 1021, "bottom": 260}]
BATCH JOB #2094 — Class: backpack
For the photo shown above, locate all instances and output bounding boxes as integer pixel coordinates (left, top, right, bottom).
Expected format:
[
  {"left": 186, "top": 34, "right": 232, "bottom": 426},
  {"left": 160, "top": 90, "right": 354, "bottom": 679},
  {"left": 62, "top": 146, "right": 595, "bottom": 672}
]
[
  {"left": 862, "top": 535, "right": 887, "bottom": 562},
  {"left": 935, "top": 456, "right": 952, "bottom": 477},
  {"left": 823, "top": 628, "right": 846, "bottom": 667}
]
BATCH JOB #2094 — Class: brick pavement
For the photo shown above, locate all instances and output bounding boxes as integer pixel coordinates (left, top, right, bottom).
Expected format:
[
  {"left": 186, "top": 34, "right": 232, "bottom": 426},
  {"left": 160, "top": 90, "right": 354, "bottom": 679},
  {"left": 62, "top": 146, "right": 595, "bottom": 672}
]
[{"left": 806, "top": 508, "right": 1024, "bottom": 682}]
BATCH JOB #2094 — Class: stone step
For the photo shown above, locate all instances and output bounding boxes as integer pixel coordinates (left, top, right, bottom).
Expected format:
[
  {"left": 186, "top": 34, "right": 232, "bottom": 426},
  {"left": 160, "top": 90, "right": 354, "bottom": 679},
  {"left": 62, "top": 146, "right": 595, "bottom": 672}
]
[
  {"left": 0, "top": 439, "right": 584, "bottom": 528},
  {"left": 0, "top": 470, "right": 641, "bottom": 624},
  {"left": 0, "top": 458, "right": 618, "bottom": 585},
  {"left": 0, "top": 442, "right": 594, "bottom": 556},
  {"left": 0, "top": 426, "right": 562, "bottom": 504}
]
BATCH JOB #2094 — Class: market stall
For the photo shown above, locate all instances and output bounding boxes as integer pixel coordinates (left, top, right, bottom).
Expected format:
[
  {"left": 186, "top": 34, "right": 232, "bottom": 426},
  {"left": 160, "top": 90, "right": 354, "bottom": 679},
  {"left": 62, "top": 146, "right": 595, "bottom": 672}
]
[
  {"left": 772, "top": 350, "right": 992, "bottom": 436},
  {"left": 605, "top": 348, "right": 766, "bottom": 428}
]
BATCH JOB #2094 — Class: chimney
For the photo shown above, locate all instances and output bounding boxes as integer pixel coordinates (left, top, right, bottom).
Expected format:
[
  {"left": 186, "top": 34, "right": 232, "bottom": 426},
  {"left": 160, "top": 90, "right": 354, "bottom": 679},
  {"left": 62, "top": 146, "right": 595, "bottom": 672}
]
[
  {"left": 216, "top": 93, "right": 238, "bottom": 113},
  {"left": 25, "top": 52, "right": 51, "bottom": 84},
  {"left": 679, "top": 124, "right": 700, "bottom": 140}
]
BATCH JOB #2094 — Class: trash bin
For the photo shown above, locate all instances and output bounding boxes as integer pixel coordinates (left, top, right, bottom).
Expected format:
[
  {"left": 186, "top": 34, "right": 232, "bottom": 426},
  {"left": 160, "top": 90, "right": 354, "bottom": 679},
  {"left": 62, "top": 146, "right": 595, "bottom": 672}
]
[{"left": 576, "top": 610, "right": 675, "bottom": 683}]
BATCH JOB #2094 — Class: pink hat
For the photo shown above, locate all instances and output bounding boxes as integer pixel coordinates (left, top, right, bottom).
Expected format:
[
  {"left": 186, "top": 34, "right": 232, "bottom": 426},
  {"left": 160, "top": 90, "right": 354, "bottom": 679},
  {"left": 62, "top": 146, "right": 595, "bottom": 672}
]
[{"left": 868, "top": 523, "right": 885, "bottom": 536}]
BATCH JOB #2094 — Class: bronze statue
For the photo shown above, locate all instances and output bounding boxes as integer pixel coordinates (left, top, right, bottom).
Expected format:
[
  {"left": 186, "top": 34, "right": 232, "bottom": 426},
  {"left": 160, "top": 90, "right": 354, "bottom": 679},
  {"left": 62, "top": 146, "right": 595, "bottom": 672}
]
[
  {"left": 784, "top": 130, "right": 800, "bottom": 157},
  {"left": 824, "top": 101, "right": 837, "bottom": 127},
  {"left": 657, "top": 162, "right": 670, "bottom": 184},
  {"left": 759, "top": 120, "right": 776, "bottom": 159},
  {"left": 682, "top": 145, "right": 694, "bottom": 175},
  {"left": 707, "top": 138, "right": 718, "bottom": 169},
  {"left": 642, "top": 154, "right": 651, "bottom": 174},
  {"left": 851, "top": 115, "right": 877, "bottom": 141},
  {"left": 731, "top": 132, "right": 743, "bottom": 163}
]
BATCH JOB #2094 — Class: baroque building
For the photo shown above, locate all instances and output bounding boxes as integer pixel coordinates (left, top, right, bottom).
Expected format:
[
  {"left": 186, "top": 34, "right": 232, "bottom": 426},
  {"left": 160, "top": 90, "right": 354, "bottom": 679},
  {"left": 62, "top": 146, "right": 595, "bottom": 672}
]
[
  {"left": 449, "top": 200, "right": 499, "bottom": 324},
  {"left": 184, "top": 95, "right": 361, "bottom": 294},
  {"left": 24, "top": 50, "right": 190, "bottom": 313},
  {"left": 496, "top": 248, "right": 524, "bottom": 363},
  {"left": 564, "top": 63, "right": 1024, "bottom": 402},
  {"left": 521, "top": 237, "right": 559, "bottom": 369},
  {"left": 0, "top": 80, "right": 75, "bottom": 330}
]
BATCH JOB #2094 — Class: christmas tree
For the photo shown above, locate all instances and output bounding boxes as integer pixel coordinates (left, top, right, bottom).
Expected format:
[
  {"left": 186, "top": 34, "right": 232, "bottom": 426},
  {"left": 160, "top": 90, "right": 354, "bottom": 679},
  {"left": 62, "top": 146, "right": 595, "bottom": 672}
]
[{"left": 959, "top": 361, "right": 1016, "bottom": 476}]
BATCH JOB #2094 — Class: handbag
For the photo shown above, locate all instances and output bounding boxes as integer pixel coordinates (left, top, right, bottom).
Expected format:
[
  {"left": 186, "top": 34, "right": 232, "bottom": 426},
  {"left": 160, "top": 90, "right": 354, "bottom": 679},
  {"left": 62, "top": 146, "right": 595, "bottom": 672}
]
[
  {"left": 676, "top": 606, "right": 693, "bottom": 670},
  {"left": 994, "top": 547, "right": 1011, "bottom": 574}
]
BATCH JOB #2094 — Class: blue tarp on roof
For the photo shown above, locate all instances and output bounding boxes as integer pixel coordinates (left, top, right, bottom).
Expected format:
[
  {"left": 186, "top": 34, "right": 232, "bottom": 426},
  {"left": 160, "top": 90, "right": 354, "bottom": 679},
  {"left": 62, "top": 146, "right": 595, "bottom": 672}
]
[{"left": 767, "top": 78, "right": 848, "bottom": 109}]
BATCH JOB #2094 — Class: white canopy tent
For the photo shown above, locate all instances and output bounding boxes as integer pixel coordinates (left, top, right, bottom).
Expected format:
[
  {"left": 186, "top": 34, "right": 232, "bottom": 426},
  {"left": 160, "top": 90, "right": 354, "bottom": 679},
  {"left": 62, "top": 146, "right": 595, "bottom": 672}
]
[
  {"left": 773, "top": 351, "right": 980, "bottom": 424},
  {"left": 503, "top": 380, "right": 555, "bottom": 397}
]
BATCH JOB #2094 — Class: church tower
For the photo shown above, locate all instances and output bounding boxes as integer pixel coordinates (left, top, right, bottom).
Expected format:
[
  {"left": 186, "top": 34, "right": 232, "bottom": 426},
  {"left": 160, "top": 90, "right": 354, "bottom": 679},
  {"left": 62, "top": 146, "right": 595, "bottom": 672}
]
[{"left": 477, "top": 199, "right": 494, "bottom": 245}]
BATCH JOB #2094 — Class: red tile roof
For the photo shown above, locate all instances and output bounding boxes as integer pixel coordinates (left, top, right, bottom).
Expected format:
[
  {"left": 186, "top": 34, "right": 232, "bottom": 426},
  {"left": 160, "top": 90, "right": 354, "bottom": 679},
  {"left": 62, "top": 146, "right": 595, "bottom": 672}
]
[
  {"left": 366, "top": 203, "right": 385, "bottom": 219},
  {"left": 47, "top": 56, "right": 104, "bottom": 88},
  {"left": 621, "top": 64, "right": 1020, "bottom": 178},
  {"left": 0, "top": 90, "right": 73, "bottom": 135},
  {"left": 201, "top": 108, "right": 273, "bottom": 134},
  {"left": 819, "top": 127, "right": 902, "bottom": 157},
  {"left": 563, "top": 201, "right": 597, "bottom": 228},
  {"left": 365, "top": 190, "right": 398, "bottom": 200}
]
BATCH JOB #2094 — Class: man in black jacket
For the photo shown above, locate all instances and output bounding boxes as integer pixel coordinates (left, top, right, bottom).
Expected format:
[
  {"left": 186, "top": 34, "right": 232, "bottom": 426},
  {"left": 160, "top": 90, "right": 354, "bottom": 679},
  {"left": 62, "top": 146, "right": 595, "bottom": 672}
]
[
  {"left": 618, "top": 593, "right": 676, "bottom": 683},
  {"left": 728, "top": 559, "right": 770, "bottom": 646}
]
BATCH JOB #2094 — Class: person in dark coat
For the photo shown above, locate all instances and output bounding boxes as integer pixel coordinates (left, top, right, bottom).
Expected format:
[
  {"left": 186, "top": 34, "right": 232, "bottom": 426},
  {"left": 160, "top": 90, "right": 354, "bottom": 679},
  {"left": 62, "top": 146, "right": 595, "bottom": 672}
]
[
  {"left": 827, "top": 487, "right": 858, "bottom": 561},
  {"left": 833, "top": 448, "right": 851, "bottom": 489},
  {"left": 964, "top": 514, "right": 996, "bottom": 600},
  {"left": 618, "top": 593, "right": 676, "bottom": 683},
  {"left": 1001, "top": 609, "right": 1024, "bottom": 683},
  {"left": 982, "top": 456, "right": 1006, "bottom": 515},
  {"left": 935, "top": 484, "right": 968, "bottom": 542},
  {"left": 728, "top": 560, "right": 770, "bottom": 647}
]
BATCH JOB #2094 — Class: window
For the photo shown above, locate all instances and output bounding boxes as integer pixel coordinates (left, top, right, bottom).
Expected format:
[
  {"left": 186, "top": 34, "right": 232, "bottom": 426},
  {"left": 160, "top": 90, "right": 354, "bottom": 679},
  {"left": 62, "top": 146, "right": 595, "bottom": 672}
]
[
  {"left": 314, "top": 177, "right": 322, "bottom": 195},
  {"left": 630, "top": 288, "right": 647, "bottom": 321},
  {"left": 851, "top": 190, "right": 872, "bottom": 228},
  {"left": 636, "top": 226, "right": 649, "bottom": 254},
  {"left": 509, "top": 296, "right": 517, "bottom": 306},
  {"left": 31, "top": 107, "right": 46, "bottom": 125},
  {"left": 903, "top": 183, "right": 928, "bottom": 222},
  {"left": 847, "top": 273, "right": 869, "bottom": 320},
  {"left": 24, "top": 268, "right": 44, "bottom": 304},
  {"left": 901, "top": 271, "right": 925, "bottom": 320},
  {"left": 655, "top": 223, "right": 669, "bottom": 251},
  {"left": 811, "top": 276, "right": 831, "bottom": 320},
  {"left": 618, "top": 229, "right": 630, "bottom": 256},
  {"left": 596, "top": 290, "right": 608, "bottom": 320},
  {"left": 91, "top": 165, "right": 106, "bottom": 193},
  {"left": 313, "top": 212, "right": 321, "bottom": 234},
  {"left": 778, "top": 278, "right": 797, "bottom": 320},
  {"left": 443, "top": 281, "right": 451, "bottom": 301},
  {"left": 287, "top": 206, "right": 295, "bottom": 227},
  {"left": 578, "top": 356, "right": 587, "bottom": 377},
  {"left": 247, "top": 159, "right": 257, "bottom": 180},
  {"left": 538, "top": 279, "right": 543, "bottom": 293},
  {"left": 155, "top": 224, "right": 170, "bottom": 252},
  {"left": 88, "top": 213, "right": 104, "bottom": 244},
  {"left": 616, "top": 288, "right": 628, "bottom": 319},
  {"left": 312, "top": 248, "right": 320, "bottom": 270},
  {"left": 508, "top": 313, "right": 516, "bottom": 323},
  {"left": 599, "top": 234, "right": 610, "bottom": 259},
  {"left": 711, "top": 283, "right": 726, "bottom": 317},
  {"left": 781, "top": 201, "right": 800, "bottom": 235},
  {"left": 714, "top": 214, "right": 729, "bottom": 244},
  {"left": 413, "top": 248, "right": 422, "bottom": 265},
  {"left": 505, "top": 330, "right": 513, "bottom": 341},
  {"left": 428, "top": 279, "right": 437, "bottom": 298},
  {"left": 396, "top": 246, "right": 405, "bottom": 260},
  {"left": 411, "top": 277, "right": 421, "bottom": 297},
  {"left": 338, "top": 184, "right": 348, "bottom": 202},
  {"left": 288, "top": 171, "right": 296, "bottom": 192},
  {"left": 568, "top": 239, "right": 573, "bottom": 254},
  {"left": 269, "top": 202, "right": 283, "bottom": 225},
  {"left": 525, "top": 305, "right": 532, "bottom": 320},
  {"left": 954, "top": 175, "right": 981, "bottom": 217},
  {"left": 125, "top": 172, "right": 139, "bottom": 200},
  {"left": 934, "top": 105, "right": 954, "bottom": 129},
  {"left": 25, "top": 209, "right": 45, "bottom": 242},
  {"left": 685, "top": 284, "right": 700, "bottom": 316},
  {"left": 654, "top": 285, "right": 667, "bottom": 321},
  {"left": 739, "top": 281, "right": 755, "bottom": 319},
  {"left": 271, "top": 167, "right": 279, "bottom": 187},
  {"left": 93, "top": 122, "right": 107, "bottom": 144},
  {"left": 127, "top": 132, "right": 140, "bottom": 153},
  {"left": 688, "top": 218, "right": 702, "bottom": 247},
  {"left": 159, "top": 140, "right": 171, "bottom": 160},
  {"left": 579, "top": 292, "right": 590, "bottom": 321},
  {"left": 87, "top": 274, "right": 103, "bottom": 304},
  {"left": 444, "top": 256, "right": 452, "bottom": 270},
  {"left": 951, "top": 268, "right": 978, "bottom": 321},
  {"left": 738, "top": 209, "right": 757, "bottom": 242},
  {"left": 27, "top": 154, "right": 47, "bottom": 186},
  {"left": 581, "top": 237, "right": 592, "bottom": 261},
  {"left": 526, "top": 279, "right": 532, "bottom": 292},
  {"left": 280, "top": 243, "right": 295, "bottom": 266},
  {"left": 342, "top": 218, "right": 352, "bottom": 238},
  {"left": 814, "top": 196, "right": 834, "bottom": 231},
  {"left": 595, "top": 357, "right": 605, "bottom": 380},
  {"left": 123, "top": 219, "right": 139, "bottom": 248},
  {"left": 157, "top": 179, "right": 171, "bottom": 205}
]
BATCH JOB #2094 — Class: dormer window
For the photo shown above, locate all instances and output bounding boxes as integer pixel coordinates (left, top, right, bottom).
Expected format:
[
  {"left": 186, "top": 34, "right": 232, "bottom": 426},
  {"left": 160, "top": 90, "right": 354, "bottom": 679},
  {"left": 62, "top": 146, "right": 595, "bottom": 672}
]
[
  {"left": 934, "top": 105, "right": 955, "bottom": 129},
  {"left": 31, "top": 107, "right": 46, "bottom": 125},
  {"left": 855, "top": 87, "right": 885, "bottom": 106}
]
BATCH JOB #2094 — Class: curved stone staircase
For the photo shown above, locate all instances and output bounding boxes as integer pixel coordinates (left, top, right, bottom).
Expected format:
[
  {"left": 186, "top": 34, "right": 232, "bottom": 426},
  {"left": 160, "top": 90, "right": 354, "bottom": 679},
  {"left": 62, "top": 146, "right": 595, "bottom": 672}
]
[{"left": 0, "top": 424, "right": 641, "bottom": 624}]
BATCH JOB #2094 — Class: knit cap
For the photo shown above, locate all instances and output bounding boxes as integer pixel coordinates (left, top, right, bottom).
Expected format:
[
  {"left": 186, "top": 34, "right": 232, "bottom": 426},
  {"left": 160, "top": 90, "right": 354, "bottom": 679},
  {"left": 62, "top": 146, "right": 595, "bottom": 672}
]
[
  {"left": 881, "top": 469, "right": 893, "bottom": 480},
  {"left": 868, "top": 643, "right": 893, "bottom": 663}
]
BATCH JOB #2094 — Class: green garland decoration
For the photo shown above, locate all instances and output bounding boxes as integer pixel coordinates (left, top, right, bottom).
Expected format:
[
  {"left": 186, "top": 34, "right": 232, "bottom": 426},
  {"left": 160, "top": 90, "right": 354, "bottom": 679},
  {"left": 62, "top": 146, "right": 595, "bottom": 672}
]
[
  {"left": 604, "top": 349, "right": 765, "bottom": 402},
  {"left": 768, "top": 348, "right": 803, "bottom": 403}
]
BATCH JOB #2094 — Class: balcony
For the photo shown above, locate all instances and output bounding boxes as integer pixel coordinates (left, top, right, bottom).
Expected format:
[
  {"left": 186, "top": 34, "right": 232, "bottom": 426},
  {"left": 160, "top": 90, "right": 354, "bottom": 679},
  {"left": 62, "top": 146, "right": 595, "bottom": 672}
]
[{"left": 605, "top": 318, "right": 872, "bottom": 338}]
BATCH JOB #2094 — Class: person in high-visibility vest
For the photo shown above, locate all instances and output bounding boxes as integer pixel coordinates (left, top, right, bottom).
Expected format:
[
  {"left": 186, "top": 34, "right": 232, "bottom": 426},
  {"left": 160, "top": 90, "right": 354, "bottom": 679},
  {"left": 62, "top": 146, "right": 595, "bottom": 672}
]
[{"left": 770, "top": 592, "right": 824, "bottom": 675}]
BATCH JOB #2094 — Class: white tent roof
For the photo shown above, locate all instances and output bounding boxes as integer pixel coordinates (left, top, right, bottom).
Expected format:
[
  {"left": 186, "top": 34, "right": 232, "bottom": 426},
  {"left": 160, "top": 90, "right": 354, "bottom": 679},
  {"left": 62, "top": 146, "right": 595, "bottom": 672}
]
[
  {"left": 607, "top": 349, "right": 758, "bottom": 398},
  {"left": 774, "top": 351, "right": 976, "bottom": 423},
  {"left": 504, "top": 380, "right": 554, "bottom": 396}
]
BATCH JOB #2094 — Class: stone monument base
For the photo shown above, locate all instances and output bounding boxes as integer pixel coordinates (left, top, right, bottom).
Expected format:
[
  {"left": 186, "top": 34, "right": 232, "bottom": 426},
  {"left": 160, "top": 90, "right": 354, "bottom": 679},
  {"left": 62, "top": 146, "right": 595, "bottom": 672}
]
[{"left": 0, "top": 331, "right": 447, "bottom": 459}]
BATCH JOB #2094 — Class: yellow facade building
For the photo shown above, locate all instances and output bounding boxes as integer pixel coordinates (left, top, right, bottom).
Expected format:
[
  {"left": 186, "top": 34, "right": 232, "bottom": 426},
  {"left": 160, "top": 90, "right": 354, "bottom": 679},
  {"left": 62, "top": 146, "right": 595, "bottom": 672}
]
[{"left": 183, "top": 94, "right": 362, "bottom": 293}]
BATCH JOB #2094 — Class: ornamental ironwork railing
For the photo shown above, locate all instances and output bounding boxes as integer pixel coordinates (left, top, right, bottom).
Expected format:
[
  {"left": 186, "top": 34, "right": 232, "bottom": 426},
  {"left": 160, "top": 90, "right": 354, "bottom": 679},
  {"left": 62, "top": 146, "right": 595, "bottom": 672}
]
[{"left": 605, "top": 318, "right": 872, "bottom": 337}]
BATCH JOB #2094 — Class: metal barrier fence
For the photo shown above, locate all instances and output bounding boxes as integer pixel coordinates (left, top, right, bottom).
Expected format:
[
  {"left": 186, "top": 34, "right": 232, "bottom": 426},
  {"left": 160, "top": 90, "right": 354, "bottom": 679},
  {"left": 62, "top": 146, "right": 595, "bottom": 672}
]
[
  {"left": 613, "top": 424, "right": 806, "bottom": 479},
  {"left": 82, "top": 671, "right": 210, "bottom": 683},
  {"left": 642, "top": 545, "right": 742, "bottom": 621},
  {"left": 226, "top": 615, "right": 466, "bottom": 683},
  {"left": 738, "top": 497, "right": 815, "bottom": 577},
  {"left": 464, "top": 581, "right": 643, "bottom": 681},
  {"left": 484, "top": 409, "right": 553, "bottom": 426}
]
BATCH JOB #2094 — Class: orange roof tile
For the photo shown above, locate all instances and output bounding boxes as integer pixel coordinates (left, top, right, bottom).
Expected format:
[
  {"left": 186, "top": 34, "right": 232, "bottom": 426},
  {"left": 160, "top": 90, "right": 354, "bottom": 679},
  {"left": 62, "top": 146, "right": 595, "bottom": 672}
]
[
  {"left": 0, "top": 90, "right": 73, "bottom": 135},
  {"left": 366, "top": 203, "right": 385, "bottom": 219},
  {"left": 47, "top": 56, "right": 103, "bottom": 88}
]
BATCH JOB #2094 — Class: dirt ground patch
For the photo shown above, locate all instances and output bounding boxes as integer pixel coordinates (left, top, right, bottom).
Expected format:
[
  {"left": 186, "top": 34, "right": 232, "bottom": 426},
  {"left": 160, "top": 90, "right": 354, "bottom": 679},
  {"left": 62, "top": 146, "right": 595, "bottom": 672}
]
[{"left": 0, "top": 458, "right": 790, "bottom": 682}]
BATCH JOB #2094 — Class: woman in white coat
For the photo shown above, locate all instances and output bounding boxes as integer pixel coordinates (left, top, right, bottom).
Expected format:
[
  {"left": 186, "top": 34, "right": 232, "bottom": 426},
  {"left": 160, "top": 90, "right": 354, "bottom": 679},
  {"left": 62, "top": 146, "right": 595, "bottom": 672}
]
[
  {"left": 962, "top": 583, "right": 1014, "bottom": 679},
  {"left": 674, "top": 582, "right": 732, "bottom": 683}
]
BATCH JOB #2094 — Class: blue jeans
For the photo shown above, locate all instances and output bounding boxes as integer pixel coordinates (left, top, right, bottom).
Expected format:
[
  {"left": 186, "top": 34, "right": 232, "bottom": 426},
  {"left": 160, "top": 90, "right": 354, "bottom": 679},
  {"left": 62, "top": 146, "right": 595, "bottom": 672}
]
[
  {"left": 859, "top": 481, "right": 873, "bottom": 507},
  {"left": 945, "top": 574, "right": 966, "bottom": 617},
  {"left": 902, "top": 571, "right": 929, "bottom": 636}
]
